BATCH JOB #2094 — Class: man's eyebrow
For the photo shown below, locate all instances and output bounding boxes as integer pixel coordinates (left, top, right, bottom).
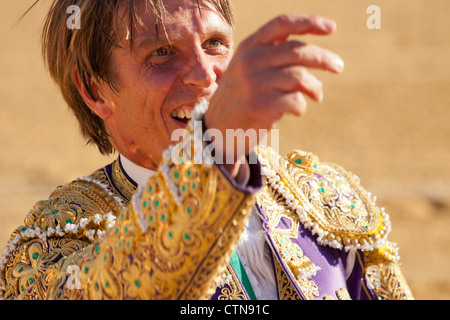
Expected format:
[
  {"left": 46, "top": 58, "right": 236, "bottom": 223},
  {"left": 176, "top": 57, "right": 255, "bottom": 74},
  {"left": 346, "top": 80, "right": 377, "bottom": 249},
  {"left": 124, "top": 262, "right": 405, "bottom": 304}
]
[
  {"left": 132, "top": 25, "right": 233, "bottom": 52},
  {"left": 132, "top": 35, "right": 173, "bottom": 51}
]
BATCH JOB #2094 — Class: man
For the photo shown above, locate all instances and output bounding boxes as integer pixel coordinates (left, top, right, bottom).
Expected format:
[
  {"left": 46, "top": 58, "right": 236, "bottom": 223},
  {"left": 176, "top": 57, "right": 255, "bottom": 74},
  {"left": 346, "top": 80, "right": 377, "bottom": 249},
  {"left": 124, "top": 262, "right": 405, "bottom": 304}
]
[{"left": 0, "top": 0, "right": 413, "bottom": 300}]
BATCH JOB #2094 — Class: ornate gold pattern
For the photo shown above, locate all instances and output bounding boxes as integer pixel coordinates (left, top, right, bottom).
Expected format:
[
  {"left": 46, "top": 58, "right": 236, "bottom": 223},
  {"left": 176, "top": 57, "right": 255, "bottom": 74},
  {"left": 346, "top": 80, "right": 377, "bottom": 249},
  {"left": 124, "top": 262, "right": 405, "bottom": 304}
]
[
  {"left": 273, "top": 254, "right": 300, "bottom": 300},
  {"left": 363, "top": 243, "right": 414, "bottom": 300},
  {"left": 256, "top": 146, "right": 413, "bottom": 300},
  {"left": 1, "top": 118, "right": 257, "bottom": 299},
  {"left": 323, "top": 288, "right": 351, "bottom": 300},
  {"left": 1, "top": 121, "right": 413, "bottom": 301},
  {"left": 336, "top": 287, "right": 351, "bottom": 300},
  {"left": 217, "top": 264, "right": 248, "bottom": 300},
  {"left": 3, "top": 238, "right": 90, "bottom": 299},
  {"left": 257, "top": 187, "right": 320, "bottom": 282},
  {"left": 257, "top": 145, "right": 391, "bottom": 252},
  {"left": 257, "top": 186, "right": 320, "bottom": 300},
  {"left": 111, "top": 159, "right": 137, "bottom": 202}
]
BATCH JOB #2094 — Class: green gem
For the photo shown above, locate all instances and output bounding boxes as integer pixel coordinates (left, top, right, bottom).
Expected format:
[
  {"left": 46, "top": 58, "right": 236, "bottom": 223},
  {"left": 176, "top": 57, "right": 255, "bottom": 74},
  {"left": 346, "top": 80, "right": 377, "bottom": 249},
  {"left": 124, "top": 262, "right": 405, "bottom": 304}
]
[
  {"left": 364, "top": 226, "right": 368, "bottom": 229},
  {"left": 149, "top": 215, "right": 154, "bottom": 222},
  {"left": 155, "top": 200, "right": 160, "bottom": 207},
  {"left": 142, "top": 201, "right": 147, "bottom": 207},
  {"left": 184, "top": 234, "right": 191, "bottom": 241},
  {"left": 126, "top": 242, "right": 130, "bottom": 248},
  {"left": 66, "top": 219, "right": 72, "bottom": 225},
  {"left": 186, "top": 207, "right": 191, "bottom": 214},
  {"left": 192, "top": 183, "right": 196, "bottom": 190},
  {"left": 121, "top": 213, "right": 125, "bottom": 220},
  {"left": 118, "top": 242, "right": 122, "bottom": 248},
  {"left": 84, "top": 267, "right": 89, "bottom": 274},
  {"left": 21, "top": 286, "right": 25, "bottom": 292},
  {"left": 52, "top": 210, "right": 58, "bottom": 215},
  {"left": 18, "top": 267, "right": 23, "bottom": 272},
  {"left": 115, "top": 228, "right": 119, "bottom": 234},
  {"left": 174, "top": 172, "right": 179, "bottom": 179},
  {"left": 32, "top": 253, "right": 39, "bottom": 260},
  {"left": 135, "top": 280, "right": 140, "bottom": 287},
  {"left": 320, "top": 188, "right": 325, "bottom": 193},
  {"left": 313, "top": 165, "right": 318, "bottom": 169},
  {"left": 105, "top": 281, "right": 109, "bottom": 288},
  {"left": 178, "top": 157, "right": 183, "bottom": 164},
  {"left": 350, "top": 204, "right": 355, "bottom": 209},
  {"left": 187, "top": 170, "right": 191, "bottom": 176},
  {"left": 161, "top": 214, "right": 165, "bottom": 221},
  {"left": 168, "top": 232, "right": 173, "bottom": 238},
  {"left": 181, "top": 186, "right": 186, "bottom": 192},
  {"left": 124, "top": 227, "right": 128, "bottom": 233},
  {"left": 295, "top": 159, "right": 302, "bottom": 165},
  {"left": 29, "top": 278, "right": 34, "bottom": 284},
  {"left": 95, "top": 246, "right": 99, "bottom": 252},
  {"left": 148, "top": 186, "right": 153, "bottom": 192},
  {"left": 22, "top": 227, "right": 27, "bottom": 231}
]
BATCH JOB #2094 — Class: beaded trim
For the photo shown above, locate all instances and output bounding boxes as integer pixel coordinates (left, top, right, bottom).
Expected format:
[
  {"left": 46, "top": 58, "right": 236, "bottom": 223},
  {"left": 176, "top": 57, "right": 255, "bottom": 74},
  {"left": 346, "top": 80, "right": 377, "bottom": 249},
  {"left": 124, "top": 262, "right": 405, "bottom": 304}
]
[
  {"left": 74, "top": 176, "right": 126, "bottom": 211},
  {"left": 132, "top": 185, "right": 149, "bottom": 233}
]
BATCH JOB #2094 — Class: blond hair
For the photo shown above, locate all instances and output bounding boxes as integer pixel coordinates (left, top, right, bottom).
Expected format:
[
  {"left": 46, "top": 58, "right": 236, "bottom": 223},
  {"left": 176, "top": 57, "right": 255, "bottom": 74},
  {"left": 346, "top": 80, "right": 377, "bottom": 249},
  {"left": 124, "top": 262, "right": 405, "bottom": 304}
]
[{"left": 32, "top": 0, "right": 234, "bottom": 155}]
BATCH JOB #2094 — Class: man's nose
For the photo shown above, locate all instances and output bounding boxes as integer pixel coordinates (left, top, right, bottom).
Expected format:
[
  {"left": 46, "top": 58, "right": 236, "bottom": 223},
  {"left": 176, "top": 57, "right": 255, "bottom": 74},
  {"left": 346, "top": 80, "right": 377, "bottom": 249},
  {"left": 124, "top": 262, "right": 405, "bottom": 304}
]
[{"left": 182, "top": 49, "right": 217, "bottom": 89}]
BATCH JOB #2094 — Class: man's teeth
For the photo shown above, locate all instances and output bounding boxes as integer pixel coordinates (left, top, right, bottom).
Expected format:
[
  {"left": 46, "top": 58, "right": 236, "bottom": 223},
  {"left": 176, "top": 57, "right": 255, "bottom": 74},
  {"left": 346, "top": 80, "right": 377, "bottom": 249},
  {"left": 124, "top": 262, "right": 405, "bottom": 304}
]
[{"left": 171, "top": 109, "right": 192, "bottom": 119}]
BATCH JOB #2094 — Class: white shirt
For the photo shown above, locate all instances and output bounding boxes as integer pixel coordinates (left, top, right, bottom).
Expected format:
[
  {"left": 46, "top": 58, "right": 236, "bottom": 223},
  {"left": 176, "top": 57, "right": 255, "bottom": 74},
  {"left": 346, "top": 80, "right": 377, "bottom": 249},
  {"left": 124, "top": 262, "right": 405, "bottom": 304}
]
[{"left": 119, "top": 154, "right": 278, "bottom": 299}]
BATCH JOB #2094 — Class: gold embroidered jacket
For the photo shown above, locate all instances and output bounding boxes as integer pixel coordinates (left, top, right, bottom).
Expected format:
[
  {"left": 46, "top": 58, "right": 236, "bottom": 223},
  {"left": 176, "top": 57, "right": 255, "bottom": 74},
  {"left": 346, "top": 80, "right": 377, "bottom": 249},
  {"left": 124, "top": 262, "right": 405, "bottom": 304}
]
[{"left": 0, "top": 123, "right": 413, "bottom": 300}]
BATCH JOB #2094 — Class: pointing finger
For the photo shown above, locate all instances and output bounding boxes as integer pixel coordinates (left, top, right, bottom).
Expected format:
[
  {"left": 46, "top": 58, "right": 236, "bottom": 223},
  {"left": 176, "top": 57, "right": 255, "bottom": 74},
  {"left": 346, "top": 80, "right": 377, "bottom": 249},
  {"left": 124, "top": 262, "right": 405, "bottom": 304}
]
[
  {"left": 250, "top": 14, "right": 337, "bottom": 46},
  {"left": 244, "top": 41, "right": 344, "bottom": 74}
]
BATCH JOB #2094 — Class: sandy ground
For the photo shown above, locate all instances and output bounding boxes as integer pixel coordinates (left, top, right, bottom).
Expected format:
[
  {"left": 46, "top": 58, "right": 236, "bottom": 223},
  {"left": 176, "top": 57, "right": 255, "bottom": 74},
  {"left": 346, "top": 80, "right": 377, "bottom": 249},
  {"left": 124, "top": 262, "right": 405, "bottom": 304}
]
[{"left": 1, "top": 0, "right": 449, "bottom": 300}]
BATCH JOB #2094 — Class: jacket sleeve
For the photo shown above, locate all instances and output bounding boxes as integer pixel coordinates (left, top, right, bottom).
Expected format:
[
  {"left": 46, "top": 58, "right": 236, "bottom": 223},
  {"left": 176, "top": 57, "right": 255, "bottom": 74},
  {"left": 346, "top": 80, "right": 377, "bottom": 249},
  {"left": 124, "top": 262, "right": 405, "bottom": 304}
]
[
  {"left": 0, "top": 104, "right": 262, "bottom": 300},
  {"left": 362, "top": 240, "right": 414, "bottom": 300}
]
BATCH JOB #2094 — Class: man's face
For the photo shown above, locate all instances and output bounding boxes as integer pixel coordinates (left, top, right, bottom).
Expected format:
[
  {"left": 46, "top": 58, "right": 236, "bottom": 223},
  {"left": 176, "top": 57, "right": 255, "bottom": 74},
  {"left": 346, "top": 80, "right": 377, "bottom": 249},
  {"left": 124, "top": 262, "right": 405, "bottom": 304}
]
[{"left": 99, "top": 0, "right": 234, "bottom": 169}]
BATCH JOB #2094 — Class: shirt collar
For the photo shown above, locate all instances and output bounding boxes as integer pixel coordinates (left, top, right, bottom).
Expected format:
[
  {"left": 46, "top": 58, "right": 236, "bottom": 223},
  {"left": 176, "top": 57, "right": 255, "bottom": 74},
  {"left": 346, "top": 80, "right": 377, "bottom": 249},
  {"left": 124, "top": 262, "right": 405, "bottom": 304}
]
[{"left": 119, "top": 154, "right": 156, "bottom": 188}]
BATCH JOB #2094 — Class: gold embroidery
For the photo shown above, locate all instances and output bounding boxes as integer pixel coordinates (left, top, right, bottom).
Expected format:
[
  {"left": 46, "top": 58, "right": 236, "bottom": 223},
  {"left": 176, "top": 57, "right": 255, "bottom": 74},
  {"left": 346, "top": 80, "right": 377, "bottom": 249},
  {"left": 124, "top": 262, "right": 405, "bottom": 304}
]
[
  {"left": 323, "top": 288, "right": 351, "bottom": 300},
  {"left": 336, "top": 288, "right": 351, "bottom": 300},
  {"left": 258, "top": 187, "right": 320, "bottom": 281},
  {"left": 111, "top": 159, "right": 137, "bottom": 202},
  {"left": 273, "top": 254, "right": 300, "bottom": 300},
  {"left": 257, "top": 145, "right": 390, "bottom": 252},
  {"left": 2, "top": 114, "right": 257, "bottom": 300},
  {"left": 44, "top": 160, "right": 255, "bottom": 299},
  {"left": 257, "top": 186, "right": 320, "bottom": 300},
  {"left": 4, "top": 238, "right": 90, "bottom": 299},
  {"left": 363, "top": 244, "right": 414, "bottom": 300},
  {"left": 296, "top": 278, "right": 320, "bottom": 300},
  {"left": 217, "top": 264, "right": 247, "bottom": 300}
]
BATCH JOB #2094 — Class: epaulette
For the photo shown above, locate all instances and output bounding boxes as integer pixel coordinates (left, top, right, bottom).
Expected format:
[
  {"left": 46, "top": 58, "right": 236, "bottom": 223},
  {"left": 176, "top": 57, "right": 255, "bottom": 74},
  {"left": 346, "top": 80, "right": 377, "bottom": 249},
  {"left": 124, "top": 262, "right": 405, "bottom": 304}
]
[{"left": 256, "top": 145, "right": 392, "bottom": 255}]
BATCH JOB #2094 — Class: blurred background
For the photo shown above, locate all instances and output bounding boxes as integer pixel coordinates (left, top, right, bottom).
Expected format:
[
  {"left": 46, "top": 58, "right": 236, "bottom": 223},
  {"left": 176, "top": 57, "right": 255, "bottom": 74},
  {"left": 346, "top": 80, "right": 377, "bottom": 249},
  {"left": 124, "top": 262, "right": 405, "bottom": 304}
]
[{"left": 0, "top": 0, "right": 449, "bottom": 299}]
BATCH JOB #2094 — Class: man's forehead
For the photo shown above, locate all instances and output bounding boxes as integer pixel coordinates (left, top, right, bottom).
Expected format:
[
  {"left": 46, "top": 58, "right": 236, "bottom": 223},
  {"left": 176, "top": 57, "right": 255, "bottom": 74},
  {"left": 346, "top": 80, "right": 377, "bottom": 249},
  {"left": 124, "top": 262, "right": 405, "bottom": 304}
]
[{"left": 118, "top": 0, "right": 231, "bottom": 46}]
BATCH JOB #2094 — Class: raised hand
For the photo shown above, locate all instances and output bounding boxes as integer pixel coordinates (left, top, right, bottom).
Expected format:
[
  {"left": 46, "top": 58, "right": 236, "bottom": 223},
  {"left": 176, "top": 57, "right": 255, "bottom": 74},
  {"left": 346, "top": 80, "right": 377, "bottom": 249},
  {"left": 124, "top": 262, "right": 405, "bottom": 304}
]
[{"left": 204, "top": 14, "right": 344, "bottom": 172}]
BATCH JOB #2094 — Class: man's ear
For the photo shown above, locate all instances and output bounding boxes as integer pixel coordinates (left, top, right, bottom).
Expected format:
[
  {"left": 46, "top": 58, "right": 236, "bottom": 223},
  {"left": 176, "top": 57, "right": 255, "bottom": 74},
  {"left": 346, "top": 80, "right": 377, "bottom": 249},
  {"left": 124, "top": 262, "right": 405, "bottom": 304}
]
[{"left": 73, "top": 67, "right": 112, "bottom": 120}]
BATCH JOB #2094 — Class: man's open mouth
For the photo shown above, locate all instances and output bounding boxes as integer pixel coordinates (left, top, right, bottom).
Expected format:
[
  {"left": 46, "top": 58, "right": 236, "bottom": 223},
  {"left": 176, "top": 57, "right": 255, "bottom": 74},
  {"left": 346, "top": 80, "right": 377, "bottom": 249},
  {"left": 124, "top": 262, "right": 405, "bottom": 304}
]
[{"left": 171, "top": 109, "right": 192, "bottom": 125}]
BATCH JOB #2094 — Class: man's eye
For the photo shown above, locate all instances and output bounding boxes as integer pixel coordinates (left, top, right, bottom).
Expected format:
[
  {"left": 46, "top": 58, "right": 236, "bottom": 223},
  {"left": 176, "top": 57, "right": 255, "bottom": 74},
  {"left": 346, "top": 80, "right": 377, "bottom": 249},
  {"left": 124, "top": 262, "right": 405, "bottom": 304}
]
[
  {"left": 205, "top": 39, "right": 222, "bottom": 50},
  {"left": 151, "top": 47, "right": 170, "bottom": 57}
]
